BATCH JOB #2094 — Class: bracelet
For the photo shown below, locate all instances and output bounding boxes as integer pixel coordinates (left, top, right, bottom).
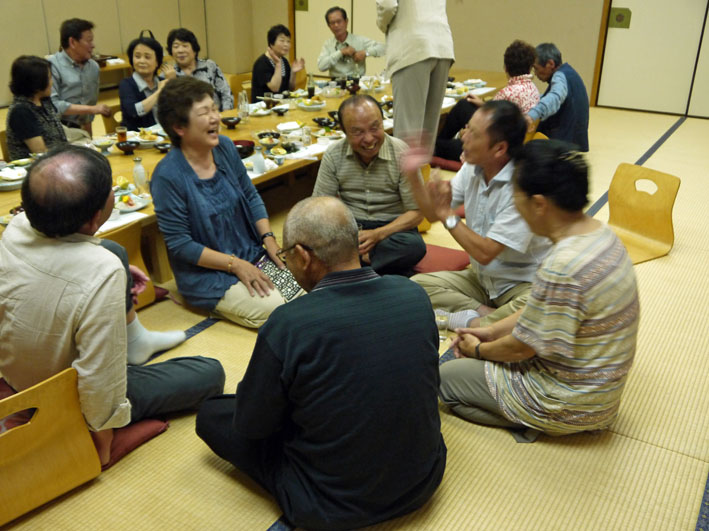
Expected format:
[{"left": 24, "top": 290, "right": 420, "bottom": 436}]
[
  {"left": 260, "top": 232, "right": 275, "bottom": 242},
  {"left": 475, "top": 342, "right": 482, "bottom": 359},
  {"left": 227, "top": 254, "right": 236, "bottom": 274}
]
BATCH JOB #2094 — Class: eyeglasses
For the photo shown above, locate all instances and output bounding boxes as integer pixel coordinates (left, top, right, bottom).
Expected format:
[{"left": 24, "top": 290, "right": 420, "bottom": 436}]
[{"left": 276, "top": 243, "right": 312, "bottom": 263}]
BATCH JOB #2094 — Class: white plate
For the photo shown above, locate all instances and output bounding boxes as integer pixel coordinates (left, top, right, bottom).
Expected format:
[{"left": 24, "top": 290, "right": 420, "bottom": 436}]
[
  {"left": 312, "top": 128, "right": 345, "bottom": 139},
  {"left": 0, "top": 167, "right": 28, "bottom": 182},
  {"left": 115, "top": 194, "right": 150, "bottom": 213},
  {"left": 297, "top": 101, "right": 326, "bottom": 112},
  {"left": 250, "top": 108, "right": 272, "bottom": 117},
  {"left": 127, "top": 131, "right": 164, "bottom": 147}
]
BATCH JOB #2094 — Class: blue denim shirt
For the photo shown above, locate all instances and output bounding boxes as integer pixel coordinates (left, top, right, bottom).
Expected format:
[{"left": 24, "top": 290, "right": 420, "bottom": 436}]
[{"left": 151, "top": 136, "right": 268, "bottom": 309}]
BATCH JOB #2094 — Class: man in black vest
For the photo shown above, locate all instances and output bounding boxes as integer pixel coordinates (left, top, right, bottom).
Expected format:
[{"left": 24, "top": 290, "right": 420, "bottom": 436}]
[{"left": 527, "top": 43, "right": 589, "bottom": 151}]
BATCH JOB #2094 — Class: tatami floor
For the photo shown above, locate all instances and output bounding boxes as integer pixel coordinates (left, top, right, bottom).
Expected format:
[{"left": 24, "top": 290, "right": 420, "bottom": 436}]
[{"left": 5, "top": 107, "right": 709, "bottom": 530}]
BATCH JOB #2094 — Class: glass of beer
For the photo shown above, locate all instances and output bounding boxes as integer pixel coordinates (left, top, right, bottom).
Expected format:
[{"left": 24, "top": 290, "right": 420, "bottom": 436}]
[{"left": 116, "top": 126, "right": 127, "bottom": 143}]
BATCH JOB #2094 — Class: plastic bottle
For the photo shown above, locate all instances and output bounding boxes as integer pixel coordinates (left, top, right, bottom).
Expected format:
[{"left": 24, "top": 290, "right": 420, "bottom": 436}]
[{"left": 133, "top": 157, "right": 148, "bottom": 195}]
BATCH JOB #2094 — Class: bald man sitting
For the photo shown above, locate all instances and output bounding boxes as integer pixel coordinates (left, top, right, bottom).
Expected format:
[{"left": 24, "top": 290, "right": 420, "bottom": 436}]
[
  {"left": 0, "top": 145, "right": 225, "bottom": 466},
  {"left": 197, "top": 196, "right": 446, "bottom": 531}
]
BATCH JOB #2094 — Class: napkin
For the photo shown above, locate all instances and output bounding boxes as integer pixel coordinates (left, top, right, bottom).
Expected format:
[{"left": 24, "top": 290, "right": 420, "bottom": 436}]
[
  {"left": 248, "top": 101, "right": 267, "bottom": 112},
  {"left": 277, "top": 121, "right": 302, "bottom": 132},
  {"left": 441, "top": 97, "right": 457, "bottom": 109}
]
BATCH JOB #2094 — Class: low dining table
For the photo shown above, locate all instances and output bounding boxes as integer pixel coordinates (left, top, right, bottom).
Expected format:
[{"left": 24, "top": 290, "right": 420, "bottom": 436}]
[{"left": 0, "top": 68, "right": 508, "bottom": 284}]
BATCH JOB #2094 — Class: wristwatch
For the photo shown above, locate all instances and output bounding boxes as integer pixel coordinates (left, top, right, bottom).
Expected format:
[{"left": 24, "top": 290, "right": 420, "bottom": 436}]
[{"left": 444, "top": 215, "right": 461, "bottom": 231}]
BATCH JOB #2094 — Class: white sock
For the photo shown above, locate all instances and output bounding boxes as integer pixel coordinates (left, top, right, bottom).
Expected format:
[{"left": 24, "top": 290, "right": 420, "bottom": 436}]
[
  {"left": 126, "top": 316, "right": 186, "bottom": 365},
  {"left": 434, "top": 308, "right": 480, "bottom": 330}
]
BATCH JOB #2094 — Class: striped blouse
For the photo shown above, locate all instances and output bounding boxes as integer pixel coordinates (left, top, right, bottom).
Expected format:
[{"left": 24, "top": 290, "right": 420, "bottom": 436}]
[{"left": 486, "top": 225, "right": 640, "bottom": 434}]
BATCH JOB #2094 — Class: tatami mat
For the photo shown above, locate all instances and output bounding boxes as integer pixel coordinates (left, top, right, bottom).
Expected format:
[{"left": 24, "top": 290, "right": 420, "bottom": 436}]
[{"left": 5, "top": 108, "right": 709, "bottom": 530}]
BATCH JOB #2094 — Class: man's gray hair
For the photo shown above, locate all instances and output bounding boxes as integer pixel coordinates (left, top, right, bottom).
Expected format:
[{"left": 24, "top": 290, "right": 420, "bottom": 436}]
[
  {"left": 536, "top": 43, "right": 562, "bottom": 67},
  {"left": 283, "top": 197, "right": 359, "bottom": 267}
]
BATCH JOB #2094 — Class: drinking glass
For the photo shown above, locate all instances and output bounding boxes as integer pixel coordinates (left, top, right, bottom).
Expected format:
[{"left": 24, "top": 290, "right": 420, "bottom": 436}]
[{"left": 435, "top": 313, "right": 449, "bottom": 342}]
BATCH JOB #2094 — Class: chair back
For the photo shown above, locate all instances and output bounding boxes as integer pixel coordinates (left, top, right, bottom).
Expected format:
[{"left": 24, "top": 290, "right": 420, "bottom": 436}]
[
  {"left": 524, "top": 119, "right": 541, "bottom": 143},
  {"left": 418, "top": 164, "right": 432, "bottom": 233},
  {"left": 294, "top": 68, "right": 308, "bottom": 90},
  {"left": 0, "top": 368, "right": 101, "bottom": 526},
  {"left": 607, "top": 163, "right": 681, "bottom": 264},
  {"left": 101, "top": 103, "right": 122, "bottom": 134},
  {"left": 0, "top": 130, "right": 8, "bottom": 161},
  {"left": 227, "top": 72, "right": 252, "bottom": 100}
]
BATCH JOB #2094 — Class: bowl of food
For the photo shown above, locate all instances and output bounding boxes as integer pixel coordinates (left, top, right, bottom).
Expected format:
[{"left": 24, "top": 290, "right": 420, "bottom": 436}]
[
  {"left": 92, "top": 137, "right": 114, "bottom": 154},
  {"left": 116, "top": 141, "right": 140, "bottom": 155},
  {"left": 155, "top": 142, "right": 172, "bottom": 153},
  {"left": 269, "top": 146, "right": 287, "bottom": 157},
  {"left": 233, "top": 140, "right": 255, "bottom": 159},
  {"left": 255, "top": 130, "right": 281, "bottom": 148},
  {"left": 273, "top": 107, "right": 288, "bottom": 117},
  {"left": 280, "top": 141, "right": 300, "bottom": 154},
  {"left": 221, "top": 116, "right": 241, "bottom": 129}
]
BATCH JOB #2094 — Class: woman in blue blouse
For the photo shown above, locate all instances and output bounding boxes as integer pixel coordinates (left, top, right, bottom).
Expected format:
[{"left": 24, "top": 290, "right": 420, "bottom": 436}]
[
  {"left": 119, "top": 34, "right": 175, "bottom": 131},
  {"left": 151, "top": 77, "right": 294, "bottom": 328}
]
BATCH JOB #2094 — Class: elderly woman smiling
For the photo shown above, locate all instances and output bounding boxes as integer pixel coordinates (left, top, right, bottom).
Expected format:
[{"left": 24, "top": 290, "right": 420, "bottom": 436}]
[
  {"left": 439, "top": 140, "right": 640, "bottom": 436},
  {"left": 119, "top": 33, "right": 176, "bottom": 131},
  {"left": 165, "top": 28, "right": 233, "bottom": 112},
  {"left": 151, "top": 77, "right": 298, "bottom": 328}
]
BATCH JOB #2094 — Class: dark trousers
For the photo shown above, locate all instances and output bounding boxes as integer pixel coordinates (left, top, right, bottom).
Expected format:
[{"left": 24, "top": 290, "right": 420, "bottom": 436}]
[
  {"left": 434, "top": 99, "right": 478, "bottom": 161},
  {"left": 196, "top": 394, "right": 281, "bottom": 493},
  {"left": 358, "top": 219, "right": 426, "bottom": 277},
  {"left": 128, "top": 357, "right": 225, "bottom": 423}
]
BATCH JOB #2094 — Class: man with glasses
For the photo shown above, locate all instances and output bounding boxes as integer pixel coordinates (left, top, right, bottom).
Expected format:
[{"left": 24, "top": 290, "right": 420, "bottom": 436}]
[
  {"left": 196, "top": 196, "right": 446, "bottom": 531},
  {"left": 312, "top": 94, "right": 426, "bottom": 276},
  {"left": 317, "top": 6, "right": 385, "bottom": 78},
  {"left": 48, "top": 18, "right": 112, "bottom": 137}
]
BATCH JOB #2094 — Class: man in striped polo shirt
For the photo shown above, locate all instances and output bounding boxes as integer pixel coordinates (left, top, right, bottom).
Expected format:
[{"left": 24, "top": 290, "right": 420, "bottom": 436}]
[{"left": 313, "top": 95, "right": 426, "bottom": 276}]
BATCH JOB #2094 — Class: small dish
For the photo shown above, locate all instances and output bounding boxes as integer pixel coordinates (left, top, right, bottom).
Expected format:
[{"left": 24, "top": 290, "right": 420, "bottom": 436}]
[
  {"left": 273, "top": 107, "right": 288, "bottom": 117},
  {"left": 155, "top": 142, "right": 172, "bottom": 153},
  {"left": 116, "top": 141, "right": 140, "bottom": 155},
  {"left": 221, "top": 116, "right": 241, "bottom": 129},
  {"left": 233, "top": 140, "right": 255, "bottom": 158},
  {"left": 9, "top": 158, "right": 33, "bottom": 167},
  {"left": 92, "top": 137, "right": 114, "bottom": 154},
  {"left": 250, "top": 108, "right": 271, "bottom": 117},
  {"left": 313, "top": 117, "right": 337, "bottom": 129}
]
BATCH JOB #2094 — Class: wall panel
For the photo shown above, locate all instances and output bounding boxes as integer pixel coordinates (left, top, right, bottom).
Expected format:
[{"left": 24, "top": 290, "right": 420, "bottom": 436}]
[
  {"left": 117, "top": 0, "right": 181, "bottom": 55},
  {"left": 0, "top": 0, "right": 50, "bottom": 106},
  {"left": 42, "top": 0, "right": 122, "bottom": 56}
]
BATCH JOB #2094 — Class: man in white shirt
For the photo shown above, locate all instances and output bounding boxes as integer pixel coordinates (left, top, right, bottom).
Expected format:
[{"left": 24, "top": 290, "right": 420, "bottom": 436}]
[
  {"left": 317, "top": 6, "right": 385, "bottom": 78},
  {"left": 402, "top": 100, "right": 551, "bottom": 328},
  {"left": 0, "top": 145, "right": 225, "bottom": 466}
]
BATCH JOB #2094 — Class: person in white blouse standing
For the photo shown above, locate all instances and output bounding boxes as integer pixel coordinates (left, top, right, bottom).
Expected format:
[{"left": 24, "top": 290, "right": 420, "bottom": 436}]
[{"left": 376, "top": 0, "right": 454, "bottom": 144}]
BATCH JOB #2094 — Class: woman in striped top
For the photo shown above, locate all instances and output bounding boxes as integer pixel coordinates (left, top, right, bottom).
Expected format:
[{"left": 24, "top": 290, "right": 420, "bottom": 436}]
[{"left": 439, "top": 139, "right": 639, "bottom": 435}]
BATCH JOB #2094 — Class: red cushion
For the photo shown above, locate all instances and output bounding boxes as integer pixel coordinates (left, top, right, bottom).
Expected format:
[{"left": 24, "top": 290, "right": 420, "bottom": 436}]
[
  {"left": 1, "top": 377, "right": 168, "bottom": 469},
  {"left": 103, "top": 419, "right": 169, "bottom": 470},
  {"left": 431, "top": 156, "right": 463, "bottom": 172},
  {"left": 414, "top": 244, "right": 470, "bottom": 274}
]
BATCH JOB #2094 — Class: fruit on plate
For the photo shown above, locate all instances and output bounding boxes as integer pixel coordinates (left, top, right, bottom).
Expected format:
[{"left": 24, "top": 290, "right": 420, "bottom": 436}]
[
  {"left": 115, "top": 175, "right": 130, "bottom": 189},
  {"left": 138, "top": 128, "right": 159, "bottom": 141}
]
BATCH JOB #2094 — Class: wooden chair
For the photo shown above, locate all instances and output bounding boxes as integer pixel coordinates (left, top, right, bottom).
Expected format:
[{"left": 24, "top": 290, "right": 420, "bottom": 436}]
[
  {"left": 524, "top": 119, "right": 541, "bottom": 143},
  {"left": 607, "top": 163, "right": 681, "bottom": 264},
  {"left": 102, "top": 220, "right": 156, "bottom": 309},
  {"left": 0, "top": 368, "right": 101, "bottom": 526},
  {"left": 101, "top": 103, "right": 122, "bottom": 135},
  {"left": 0, "top": 130, "right": 9, "bottom": 161},
  {"left": 227, "top": 72, "right": 252, "bottom": 101},
  {"left": 294, "top": 68, "right": 308, "bottom": 90},
  {"left": 418, "top": 164, "right": 432, "bottom": 233}
]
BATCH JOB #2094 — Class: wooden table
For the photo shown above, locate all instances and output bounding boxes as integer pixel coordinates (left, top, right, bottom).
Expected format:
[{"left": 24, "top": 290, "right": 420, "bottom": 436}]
[{"left": 1, "top": 69, "right": 507, "bottom": 283}]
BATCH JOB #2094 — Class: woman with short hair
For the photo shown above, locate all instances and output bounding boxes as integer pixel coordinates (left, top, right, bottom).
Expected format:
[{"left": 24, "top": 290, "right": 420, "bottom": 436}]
[
  {"left": 151, "top": 77, "right": 298, "bottom": 328},
  {"left": 251, "top": 24, "right": 305, "bottom": 102},
  {"left": 439, "top": 140, "right": 640, "bottom": 436},
  {"left": 5, "top": 55, "right": 67, "bottom": 160},
  {"left": 166, "top": 27, "right": 233, "bottom": 111},
  {"left": 119, "top": 33, "right": 175, "bottom": 131}
]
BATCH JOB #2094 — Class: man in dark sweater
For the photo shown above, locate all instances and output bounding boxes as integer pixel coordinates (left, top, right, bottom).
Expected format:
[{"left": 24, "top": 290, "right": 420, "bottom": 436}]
[
  {"left": 527, "top": 43, "right": 589, "bottom": 151},
  {"left": 196, "top": 196, "right": 446, "bottom": 531}
]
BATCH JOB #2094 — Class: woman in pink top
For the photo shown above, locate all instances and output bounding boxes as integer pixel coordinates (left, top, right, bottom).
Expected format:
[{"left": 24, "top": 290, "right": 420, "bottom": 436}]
[{"left": 435, "top": 40, "right": 540, "bottom": 161}]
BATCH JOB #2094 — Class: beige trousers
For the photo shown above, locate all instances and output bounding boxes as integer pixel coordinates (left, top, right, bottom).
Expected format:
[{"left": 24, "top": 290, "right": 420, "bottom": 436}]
[
  {"left": 412, "top": 268, "right": 531, "bottom": 326},
  {"left": 214, "top": 281, "right": 304, "bottom": 328}
]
